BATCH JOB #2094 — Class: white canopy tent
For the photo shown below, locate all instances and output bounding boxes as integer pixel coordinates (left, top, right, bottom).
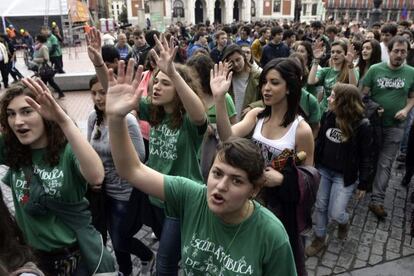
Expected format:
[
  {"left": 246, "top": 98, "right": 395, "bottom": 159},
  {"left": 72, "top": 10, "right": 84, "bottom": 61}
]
[{"left": 0, "top": 0, "right": 68, "bottom": 17}]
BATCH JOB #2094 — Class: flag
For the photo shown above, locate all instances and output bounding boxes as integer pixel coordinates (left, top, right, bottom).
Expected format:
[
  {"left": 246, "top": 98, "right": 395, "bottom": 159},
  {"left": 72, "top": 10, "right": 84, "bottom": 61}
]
[{"left": 401, "top": 4, "right": 408, "bottom": 20}]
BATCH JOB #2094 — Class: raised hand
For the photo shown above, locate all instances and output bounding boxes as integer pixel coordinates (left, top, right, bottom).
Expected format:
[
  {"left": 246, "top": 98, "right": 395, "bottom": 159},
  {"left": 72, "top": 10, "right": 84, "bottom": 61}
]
[
  {"left": 150, "top": 33, "right": 178, "bottom": 76},
  {"left": 106, "top": 59, "right": 144, "bottom": 118},
  {"left": 345, "top": 43, "right": 356, "bottom": 65},
  {"left": 22, "top": 78, "right": 69, "bottom": 125},
  {"left": 86, "top": 28, "right": 104, "bottom": 66},
  {"left": 210, "top": 62, "right": 233, "bottom": 101},
  {"left": 312, "top": 39, "right": 325, "bottom": 60}
]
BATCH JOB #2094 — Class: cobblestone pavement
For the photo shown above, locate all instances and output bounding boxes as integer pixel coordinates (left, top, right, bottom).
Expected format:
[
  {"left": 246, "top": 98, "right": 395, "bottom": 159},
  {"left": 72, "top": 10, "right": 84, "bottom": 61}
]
[
  {"left": 305, "top": 160, "right": 414, "bottom": 276},
  {"left": 1, "top": 75, "right": 414, "bottom": 275}
]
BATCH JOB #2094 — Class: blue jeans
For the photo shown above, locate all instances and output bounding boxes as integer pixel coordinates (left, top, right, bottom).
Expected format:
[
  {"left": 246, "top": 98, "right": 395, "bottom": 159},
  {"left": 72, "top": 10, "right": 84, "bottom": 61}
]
[
  {"left": 105, "top": 196, "right": 132, "bottom": 275},
  {"left": 156, "top": 216, "right": 181, "bottom": 276},
  {"left": 372, "top": 125, "right": 404, "bottom": 204},
  {"left": 314, "top": 166, "right": 356, "bottom": 238}
]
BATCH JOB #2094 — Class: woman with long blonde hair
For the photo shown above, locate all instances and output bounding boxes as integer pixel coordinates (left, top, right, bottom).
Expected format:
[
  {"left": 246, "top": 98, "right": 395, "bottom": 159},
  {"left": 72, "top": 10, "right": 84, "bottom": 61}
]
[{"left": 306, "top": 83, "right": 373, "bottom": 256}]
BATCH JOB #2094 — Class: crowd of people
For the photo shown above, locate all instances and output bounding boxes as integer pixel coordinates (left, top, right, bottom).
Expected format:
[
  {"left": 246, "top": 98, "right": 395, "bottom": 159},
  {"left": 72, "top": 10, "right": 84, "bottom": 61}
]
[{"left": 1, "top": 17, "right": 414, "bottom": 276}]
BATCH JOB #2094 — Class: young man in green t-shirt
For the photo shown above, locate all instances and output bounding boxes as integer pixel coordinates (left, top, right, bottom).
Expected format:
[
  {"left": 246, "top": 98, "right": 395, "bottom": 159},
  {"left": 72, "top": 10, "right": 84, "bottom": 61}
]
[{"left": 362, "top": 36, "right": 414, "bottom": 219}]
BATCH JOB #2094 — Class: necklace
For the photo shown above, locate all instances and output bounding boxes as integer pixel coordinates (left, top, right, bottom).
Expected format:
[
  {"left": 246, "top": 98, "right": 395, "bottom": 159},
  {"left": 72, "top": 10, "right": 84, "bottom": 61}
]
[{"left": 210, "top": 200, "right": 253, "bottom": 255}]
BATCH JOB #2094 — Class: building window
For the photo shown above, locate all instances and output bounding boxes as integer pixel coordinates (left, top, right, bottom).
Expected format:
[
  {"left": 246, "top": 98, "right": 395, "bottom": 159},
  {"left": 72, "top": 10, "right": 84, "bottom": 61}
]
[
  {"left": 173, "top": 0, "right": 184, "bottom": 18},
  {"left": 393, "top": 0, "right": 397, "bottom": 8},
  {"left": 311, "top": 4, "right": 317, "bottom": 15},
  {"left": 273, "top": 0, "right": 281, "bottom": 12},
  {"left": 302, "top": 4, "right": 307, "bottom": 15},
  {"left": 352, "top": 0, "right": 356, "bottom": 8},
  {"left": 364, "top": 0, "right": 368, "bottom": 8},
  {"left": 144, "top": 0, "right": 150, "bottom": 13},
  {"left": 383, "top": 0, "right": 387, "bottom": 8},
  {"left": 251, "top": 0, "right": 256, "bottom": 17}
]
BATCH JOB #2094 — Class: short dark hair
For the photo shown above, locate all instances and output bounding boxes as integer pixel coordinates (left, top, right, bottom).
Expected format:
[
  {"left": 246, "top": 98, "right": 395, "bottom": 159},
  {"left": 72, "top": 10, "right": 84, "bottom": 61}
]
[
  {"left": 271, "top": 26, "right": 283, "bottom": 37},
  {"left": 259, "top": 27, "right": 269, "bottom": 36},
  {"left": 132, "top": 28, "right": 144, "bottom": 37},
  {"left": 215, "top": 137, "right": 265, "bottom": 187},
  {"left": 387, "top": 35, "right": 411, "bottom": 52},
  {"left": 283, "top": 29, "right": 296, "bottom": 40},
  {"left": 326, "top": 25, "right": 338, "bottom": 34},
  {"left": 36, "top": 34, "right": 48, "bottom": 43},
  {"left": 310, "top": 21, "right": 323, "bottom": 29},
  {"left": 381, "top": 23, "right": 398, "bottom": 36},
  {"left": 214, "top": 30, "right": 226, "bottom": 40},
  {"left": 101, "top": 45, "right": 120, "bottom": 63}
]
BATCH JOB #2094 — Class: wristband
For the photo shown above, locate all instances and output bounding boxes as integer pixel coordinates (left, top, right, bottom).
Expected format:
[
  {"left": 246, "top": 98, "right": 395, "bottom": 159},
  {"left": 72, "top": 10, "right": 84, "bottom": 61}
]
[
  {"left": 348, "top": 63, "right": 354, "bottom": 69},
  {"left": 312, "top": 59, "right": 320, "bottom": 65},
  {"left": 94, "top": 63, "right": 104, "bottom": 68}
]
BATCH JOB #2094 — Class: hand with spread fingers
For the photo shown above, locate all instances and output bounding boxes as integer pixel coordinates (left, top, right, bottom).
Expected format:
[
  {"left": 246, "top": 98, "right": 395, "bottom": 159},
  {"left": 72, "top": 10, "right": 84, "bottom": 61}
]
[
  {"left": 345, "top": 43, "right": 356, "bottom": 65},
  {"left": 210, "top": 62, "right": 233, "bottom": 101},
  {"left": 106, "top": 59, "right": 144, "bottom": 118},
  {"left": 86, "top": 27, "right": 104, "bottom": 67},
  {"left": 22, "top": 78, "right": 70, "bottom": 125},
  {"left": 312, "top": 39, "right": 325, "bottom": 60},
  {"left": 150, "top": 33, "right": 178, "bottom": 76}
]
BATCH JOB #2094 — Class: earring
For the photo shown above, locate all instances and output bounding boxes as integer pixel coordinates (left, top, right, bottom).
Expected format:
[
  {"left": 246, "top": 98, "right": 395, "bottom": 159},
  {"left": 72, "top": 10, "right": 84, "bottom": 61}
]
[{"left": 286, "top": 90, "right": 290, "bottom": 95}]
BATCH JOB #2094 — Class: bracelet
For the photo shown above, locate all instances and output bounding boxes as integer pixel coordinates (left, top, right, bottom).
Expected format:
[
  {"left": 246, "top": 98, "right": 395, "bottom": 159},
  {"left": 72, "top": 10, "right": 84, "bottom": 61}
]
[
  {"left": 348, "top": 63, "right": 355, "bottom": 69},
  {"left": 94, "top": 63, "right": 104, "bottom": 68}
]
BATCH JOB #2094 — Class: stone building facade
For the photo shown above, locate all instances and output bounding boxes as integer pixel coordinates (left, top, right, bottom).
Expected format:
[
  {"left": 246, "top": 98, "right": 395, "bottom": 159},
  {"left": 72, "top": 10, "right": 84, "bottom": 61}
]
[{"left": 126, "top": 0, "right": 323, "bottom": 26}]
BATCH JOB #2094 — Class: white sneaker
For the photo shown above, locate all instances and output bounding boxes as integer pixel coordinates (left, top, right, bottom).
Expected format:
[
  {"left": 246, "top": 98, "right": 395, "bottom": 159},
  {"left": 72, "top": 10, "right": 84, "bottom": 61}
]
[{"left": 140, "top": 255, "right": 155, "bottom": 276}]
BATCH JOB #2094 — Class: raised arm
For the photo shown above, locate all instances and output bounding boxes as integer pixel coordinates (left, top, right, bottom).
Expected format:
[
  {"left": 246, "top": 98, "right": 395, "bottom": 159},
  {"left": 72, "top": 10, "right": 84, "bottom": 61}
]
[
  {"left": 105, "top": 59, "right": 165, "bottom": 200},
  {"left": 151, "top": 34, "right": 206, "bottom": 125},
  {"left": 308, "top": 40, "right": 324, "bottom": 85},
  {"left": 345, "top": 44, "right": 358, "bottom": 86},
  {"left": 86, "top": 28, "right": 109, "bottom": 92},
  {"left": 211, "top": 62, "right": 261, "bottom": 141},
  {"left": 22, "top": 78, "right": 104, "bottom": 186}
]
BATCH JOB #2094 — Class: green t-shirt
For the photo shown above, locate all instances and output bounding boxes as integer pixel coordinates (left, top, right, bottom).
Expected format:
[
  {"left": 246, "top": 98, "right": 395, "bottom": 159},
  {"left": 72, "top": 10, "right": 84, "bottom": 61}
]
[
  {"left": 2, "top": 143, "right": 87, "bottom": 251},
  {"left": 316, "top": 67, "right": 359, "bottom": 112},
  {"left": 164, "top": 175, "right": 297, "bottom": 276},
  {"left": 300, "top": 88, "right": 321, "bottom": 124},
  {"left": 363, "top": 62, "right": 414, "bottom": 127},
  {"left": 207, "top": 93, "right": 237, "bottom": 124},
  {"left": 139, "top": 97, "right": 206, "bottom": 207},
  {"left": 47, "top": 34, "right": 62, "bottom": 57}
]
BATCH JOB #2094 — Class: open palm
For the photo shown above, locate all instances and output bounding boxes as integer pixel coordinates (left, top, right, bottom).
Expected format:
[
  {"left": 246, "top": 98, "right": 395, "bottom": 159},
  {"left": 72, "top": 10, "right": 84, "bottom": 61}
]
[
  {"left": 151, "top": 33, "right": 178, "bottom": 76},
  {"left": 86, "top": 28, "right": 104, "bottom": 66},
  {"left": 345, "top": 44, "right": 356, "bottom": 65},
  {"left": 22, "top": 78, "right": 68, "bottom": 124},
  {"left": 106, "top": 59, "right": 144, "bottom": 117},
  {"left": 210, "top": 62, "right": 233, "bottom": 100},
  {"left": 313, "top": 40, "right": 324, "bottom": 60}
]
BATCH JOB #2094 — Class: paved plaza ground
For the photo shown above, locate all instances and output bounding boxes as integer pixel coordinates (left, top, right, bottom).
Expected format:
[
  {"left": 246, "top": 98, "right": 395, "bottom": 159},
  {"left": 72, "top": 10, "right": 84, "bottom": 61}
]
[{"left": 1, "top": 48, "right": 414, "bottom": 275}]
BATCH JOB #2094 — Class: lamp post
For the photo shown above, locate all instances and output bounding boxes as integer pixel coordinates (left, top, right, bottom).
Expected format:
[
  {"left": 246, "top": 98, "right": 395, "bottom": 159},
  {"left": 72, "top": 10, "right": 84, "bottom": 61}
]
[{"left": 369, "top": 0, "right": 382, "bottom": 28}]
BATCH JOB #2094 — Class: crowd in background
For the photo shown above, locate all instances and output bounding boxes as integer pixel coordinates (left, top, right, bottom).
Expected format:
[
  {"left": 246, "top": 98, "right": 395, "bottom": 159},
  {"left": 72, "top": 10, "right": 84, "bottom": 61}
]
[{"left": 1, "top": 17, "right": 414, "bottom": 276}]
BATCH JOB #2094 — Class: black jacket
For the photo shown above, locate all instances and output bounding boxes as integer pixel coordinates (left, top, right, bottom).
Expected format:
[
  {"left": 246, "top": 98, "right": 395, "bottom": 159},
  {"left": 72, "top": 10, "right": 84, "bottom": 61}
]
[
  {"left": 260, "top": 42, "right": 290, "bottom": 68},
  {"left": 315, "top": 111, "right": 373, "bottom": 190}
]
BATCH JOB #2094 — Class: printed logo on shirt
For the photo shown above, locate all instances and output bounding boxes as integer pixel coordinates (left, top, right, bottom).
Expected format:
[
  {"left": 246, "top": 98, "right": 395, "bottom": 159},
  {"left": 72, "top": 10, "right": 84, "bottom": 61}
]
[
  {"left": 376, "top": 77, "right": 405, "bottom": 89},
  {"left": 149, "top": 124, "right": 179, "bottom": 160},
  {"left": 182, "top": 234, "right": 254, "bottom": 275},
  {"left": 326, "top": 128, "right": 343, "bottom": 143}
]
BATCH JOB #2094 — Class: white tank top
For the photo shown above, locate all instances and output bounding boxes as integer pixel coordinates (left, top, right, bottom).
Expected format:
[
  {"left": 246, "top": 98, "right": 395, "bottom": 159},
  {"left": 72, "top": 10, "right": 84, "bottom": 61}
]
[{"left": 252, "top": 116, "right": 304, "bottom": 166}]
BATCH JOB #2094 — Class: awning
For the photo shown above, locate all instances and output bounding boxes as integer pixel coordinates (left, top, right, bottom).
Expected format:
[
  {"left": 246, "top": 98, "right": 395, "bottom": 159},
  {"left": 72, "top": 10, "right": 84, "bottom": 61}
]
[{"left": 69, "top": 0, "right": 89, "bottom": 22}]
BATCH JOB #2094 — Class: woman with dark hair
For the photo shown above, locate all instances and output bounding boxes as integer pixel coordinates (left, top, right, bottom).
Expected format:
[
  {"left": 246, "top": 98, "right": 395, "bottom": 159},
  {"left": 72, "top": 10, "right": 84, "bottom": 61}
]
[
  {"left": 306, "top": 83, "right": 372, "bottom": 256},
  {"left": 86, "top": 76, "right": 153, "bottom": 276},
  {"left": 213, "top": 58, "right": 314, "bottom": 276},
  {"left": 187, "top": 53, "right": 237, "bottom": 181},
  {"left": 308, "top": 39, "right": 359, "bottom": 112},
  {"left": 221, "top": 44, "right": 261, "bottom": 120},
  {"left": 0, "top": 81, "right": 116, "bottom": 275},
  {"left": 294, "top": 40, "right": 319, "bottom": 97},
  {"left": 99, "top": 34, "right": 207, "bottom": 275},
  {"left": 240, "top": 43, "right": 262, "bottom": 73},
  {"left": 33, "top": 34, "right": 64, "bottom": 98},
  {"left": 357, "top": 39, "right": 382, "bottom": 85},
  {"left": 105, "top": 60, "right": 297, "bottom": 272},
  {"left": 0, "top": 188, "right": 44, "bottom": 275}
]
